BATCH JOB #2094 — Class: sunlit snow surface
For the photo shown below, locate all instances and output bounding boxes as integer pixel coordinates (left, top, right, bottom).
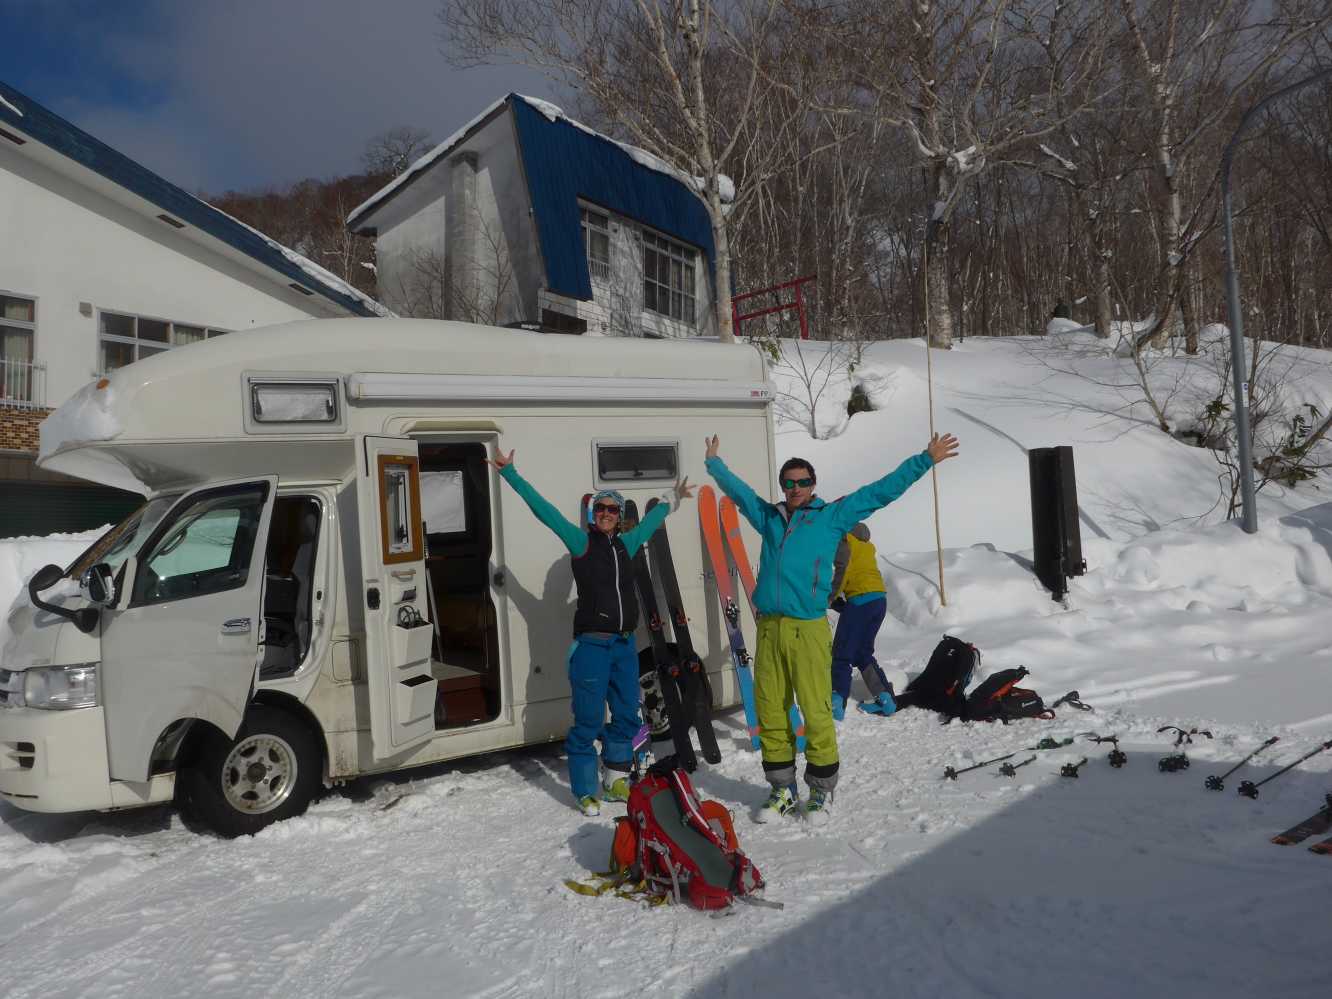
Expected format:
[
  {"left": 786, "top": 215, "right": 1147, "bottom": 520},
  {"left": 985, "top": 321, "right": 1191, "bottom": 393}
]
[{"left": 2, "top": 334, "right": 1329, "bottom": 998}]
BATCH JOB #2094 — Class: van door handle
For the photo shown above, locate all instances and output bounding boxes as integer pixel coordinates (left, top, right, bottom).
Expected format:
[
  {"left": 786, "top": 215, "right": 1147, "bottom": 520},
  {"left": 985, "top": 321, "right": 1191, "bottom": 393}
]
[{"left": 221, "top": 618, "right": 252, "bottom": 635}]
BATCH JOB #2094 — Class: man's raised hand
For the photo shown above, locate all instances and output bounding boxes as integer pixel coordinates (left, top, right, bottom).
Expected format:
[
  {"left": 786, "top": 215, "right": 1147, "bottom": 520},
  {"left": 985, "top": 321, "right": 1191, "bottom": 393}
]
[
  {"left": 488, "top": 448, "right": 515, "bottom": 470},
  {"left": 674, "top": 476, "right": 696, "bottom": 503},
  {"left": 705, "top": 435, "right": 720, "bottom": 460},
  {"left": 927, "top": 433, "right": 959, "bottom": 464}
]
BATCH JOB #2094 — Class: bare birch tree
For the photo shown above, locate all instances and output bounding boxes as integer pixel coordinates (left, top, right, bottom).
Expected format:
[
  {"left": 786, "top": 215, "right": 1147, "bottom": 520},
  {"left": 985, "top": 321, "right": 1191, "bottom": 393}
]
[
  {"left": 1117, "top": 0, "right": 1330, "bottom": 356},
  {"left": 807, "top": 0, "right": 1113, "bottom": 348}
]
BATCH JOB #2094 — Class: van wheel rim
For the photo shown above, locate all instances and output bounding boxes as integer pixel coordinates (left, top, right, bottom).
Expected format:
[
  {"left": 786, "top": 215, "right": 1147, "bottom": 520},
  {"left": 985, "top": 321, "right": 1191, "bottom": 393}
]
[{"left": 220, "top": 734, "right": 297, "bottom": 814}]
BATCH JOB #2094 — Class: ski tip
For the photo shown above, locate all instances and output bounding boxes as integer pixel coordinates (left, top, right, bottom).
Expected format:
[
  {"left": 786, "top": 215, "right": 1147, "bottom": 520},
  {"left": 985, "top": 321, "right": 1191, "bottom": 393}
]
[
  {"left": 1310, "top": 844, "right": 1332, "bottom": 855},
  {"left": 1271, "top": 836, "right": 1295, "bottom": 846}
]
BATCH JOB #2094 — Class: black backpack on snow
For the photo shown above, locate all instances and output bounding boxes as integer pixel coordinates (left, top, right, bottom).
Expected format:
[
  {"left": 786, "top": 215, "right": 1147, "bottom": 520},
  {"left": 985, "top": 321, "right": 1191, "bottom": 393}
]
[
  {"left": 894, "top": 636, "right": 979, "bottom": 719},
  {"left": 965, "top": 666, "right": 1055, "bottom": 723}
]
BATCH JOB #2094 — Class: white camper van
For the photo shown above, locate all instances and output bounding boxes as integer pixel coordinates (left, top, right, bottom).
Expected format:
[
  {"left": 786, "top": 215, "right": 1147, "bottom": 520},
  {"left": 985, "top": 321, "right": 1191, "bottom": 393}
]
[{"left": 0, "top": 319, "right": 775, "bottom": 835}]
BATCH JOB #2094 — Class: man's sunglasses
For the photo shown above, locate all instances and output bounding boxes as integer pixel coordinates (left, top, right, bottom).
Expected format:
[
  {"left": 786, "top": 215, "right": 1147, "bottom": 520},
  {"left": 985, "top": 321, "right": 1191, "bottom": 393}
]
[
  {"left": 782, "top": 477, "right": 814, "bottom": 490},
  {"left": 593, "top": 503, "right": 621, "bottom": 515}
]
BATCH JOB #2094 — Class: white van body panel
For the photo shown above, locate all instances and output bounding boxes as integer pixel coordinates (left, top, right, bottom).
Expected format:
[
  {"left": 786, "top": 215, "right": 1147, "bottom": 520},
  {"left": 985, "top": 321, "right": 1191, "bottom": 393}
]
[
  {"left": 2, "top": 319, "right": 775, "bottom": 815},
  {"left": 100, "top": 476, "right": 278, "bottom": 781}
]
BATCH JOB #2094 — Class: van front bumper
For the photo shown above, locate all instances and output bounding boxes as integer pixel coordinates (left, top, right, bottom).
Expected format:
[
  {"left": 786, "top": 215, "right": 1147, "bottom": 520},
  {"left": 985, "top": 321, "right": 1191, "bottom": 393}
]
[{"left": 0, "top": 706, "right": 173, "bottom": 813}]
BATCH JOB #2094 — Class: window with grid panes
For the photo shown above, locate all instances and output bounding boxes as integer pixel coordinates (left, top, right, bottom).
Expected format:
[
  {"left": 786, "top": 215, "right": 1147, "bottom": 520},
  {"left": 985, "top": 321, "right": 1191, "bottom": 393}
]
[
  {"left": 99, "top": 311, "right": 230, "bottom": 373},
  {"left": 581, "top": 207, "right": 611, "bottom": 282},
  {"left": 0, "top": 293, "right": 36, "bottom": 402},
  {"left": 642, "top": 231, "right": 695, "bottom": 324}
]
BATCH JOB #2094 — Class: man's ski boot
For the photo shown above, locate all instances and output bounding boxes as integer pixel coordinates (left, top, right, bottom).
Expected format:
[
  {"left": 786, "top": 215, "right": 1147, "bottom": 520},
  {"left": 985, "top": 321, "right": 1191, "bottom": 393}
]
[
  {"left": 756, "top": 784, "right": 799, "bottom": 823},
  {"left": 831, "top": 693, "right": 846, "bottom": 722},
  {"left": 804, "top": 786, "right": 834, "bottom": 825},
  {"left": 578, "top": 795, "right": 602, "bottom": 817}
]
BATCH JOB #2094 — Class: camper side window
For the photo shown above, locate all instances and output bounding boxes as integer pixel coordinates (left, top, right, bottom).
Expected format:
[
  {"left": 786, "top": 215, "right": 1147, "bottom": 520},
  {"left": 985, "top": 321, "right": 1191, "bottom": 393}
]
[
  {"left": 596, "top": 443, "right": 678, "bottom": 483},
  {"left": 378, "top": 455, "right": 424, "bottom": 563}
]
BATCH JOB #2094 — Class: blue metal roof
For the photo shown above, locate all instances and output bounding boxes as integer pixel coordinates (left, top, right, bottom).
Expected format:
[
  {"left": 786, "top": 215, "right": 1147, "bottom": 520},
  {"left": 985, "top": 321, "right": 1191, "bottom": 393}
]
[
  {"left": 509, "top": 96, "right": 715, "bottom": 301},
  {"left": 0, "top": 80, "right": 383, "bottom": 317}
]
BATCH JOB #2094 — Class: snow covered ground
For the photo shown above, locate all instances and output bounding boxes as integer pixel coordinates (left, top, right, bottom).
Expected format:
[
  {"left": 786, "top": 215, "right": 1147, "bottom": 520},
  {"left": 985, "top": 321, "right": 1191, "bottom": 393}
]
[{"left": 3, "top": 333, "right": 1330, "bottom": 998}]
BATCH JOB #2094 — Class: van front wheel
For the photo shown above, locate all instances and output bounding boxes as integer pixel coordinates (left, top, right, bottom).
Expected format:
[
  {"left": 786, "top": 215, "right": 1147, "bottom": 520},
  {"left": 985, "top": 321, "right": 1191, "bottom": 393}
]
[{"left": 179, "top": 706, "right": 321, "bottom": 838}]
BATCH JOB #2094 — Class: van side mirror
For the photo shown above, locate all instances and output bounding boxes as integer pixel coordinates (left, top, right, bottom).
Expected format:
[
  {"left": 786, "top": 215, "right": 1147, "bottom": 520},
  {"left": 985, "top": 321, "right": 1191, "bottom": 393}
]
[
  {"left": 30, "top": 563, "right": 64, "bottom": 594},
  {"left": 28, "top": 562, "right": 99, "bottom": 634},
  {"left": 81, "top": 563, "right": 118, "bottom": 607}
]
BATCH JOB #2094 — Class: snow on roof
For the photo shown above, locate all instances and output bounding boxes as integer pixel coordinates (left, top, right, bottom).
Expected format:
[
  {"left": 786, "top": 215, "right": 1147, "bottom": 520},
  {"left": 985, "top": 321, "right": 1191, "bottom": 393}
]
[
  {"left": 220, "top": 210, "right": 393, "bottom": 318},
  {"left": 0, "top": 92, "right": 22, "bottom": 118},
  {"left": 346, "top": 93, "right": 733, "bottom": 230}
]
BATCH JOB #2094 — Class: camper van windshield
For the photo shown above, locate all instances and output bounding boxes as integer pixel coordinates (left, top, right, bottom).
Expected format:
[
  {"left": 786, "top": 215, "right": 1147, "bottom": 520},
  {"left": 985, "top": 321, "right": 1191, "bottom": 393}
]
[{"left": 66, "top": 496, "right": 179, "bottom": 579}]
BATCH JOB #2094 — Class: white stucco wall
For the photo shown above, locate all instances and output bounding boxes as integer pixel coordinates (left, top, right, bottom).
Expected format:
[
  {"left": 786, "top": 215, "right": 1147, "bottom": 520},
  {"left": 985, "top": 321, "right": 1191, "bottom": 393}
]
[
  {"left": 0, "top": 143, "right": 341, "bottom": 409},
  {"left": 372, "top": 111, "right": 541, "bottom": 325}
]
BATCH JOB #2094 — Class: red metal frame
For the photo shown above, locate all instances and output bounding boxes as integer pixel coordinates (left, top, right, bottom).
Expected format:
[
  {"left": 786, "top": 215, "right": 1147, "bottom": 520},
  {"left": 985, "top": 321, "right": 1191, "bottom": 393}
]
[{"left": 731, "top": 274, "right": 817, "bottom": 340}]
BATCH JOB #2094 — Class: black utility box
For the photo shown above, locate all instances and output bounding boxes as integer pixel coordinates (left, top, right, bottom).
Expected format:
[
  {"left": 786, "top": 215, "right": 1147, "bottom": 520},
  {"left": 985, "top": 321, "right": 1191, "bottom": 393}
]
[{"left": 1029, "top": 446, "right": 1087, "bottom": 599}]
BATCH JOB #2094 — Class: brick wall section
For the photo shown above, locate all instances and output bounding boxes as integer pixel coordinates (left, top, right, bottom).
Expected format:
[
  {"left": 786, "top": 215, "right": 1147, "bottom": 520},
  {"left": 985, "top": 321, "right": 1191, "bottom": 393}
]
[{"left": 0, "top": 407, "right": 52, "bottom": 455}]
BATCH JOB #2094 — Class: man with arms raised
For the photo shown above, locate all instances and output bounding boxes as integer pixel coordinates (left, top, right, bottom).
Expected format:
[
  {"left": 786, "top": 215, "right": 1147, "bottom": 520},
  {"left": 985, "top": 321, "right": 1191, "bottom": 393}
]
[{"left": 704, "top": 432, "right": 959, "bottom": 822}]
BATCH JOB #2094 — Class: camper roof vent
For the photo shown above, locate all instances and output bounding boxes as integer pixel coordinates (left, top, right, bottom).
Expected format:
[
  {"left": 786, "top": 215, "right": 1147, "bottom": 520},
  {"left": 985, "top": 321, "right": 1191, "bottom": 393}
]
[
  {"left": 0, "top": 127, "right": 26, "bottom": 146},
  {"left": 157, "top": 213, "right": 185, "bottom": 229},
  {"left": 288, "top": 283, "right": 315, "bottom": 296}
]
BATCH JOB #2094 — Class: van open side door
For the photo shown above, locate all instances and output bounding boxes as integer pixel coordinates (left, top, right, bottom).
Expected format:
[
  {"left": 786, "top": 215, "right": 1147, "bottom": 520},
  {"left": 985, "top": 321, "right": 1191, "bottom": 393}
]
[
  {"left": 357, "top": 436, "right": 438, "bottom": 758},
  {"left": 100, "top": 477, "right": 277, "bottom": 782}
]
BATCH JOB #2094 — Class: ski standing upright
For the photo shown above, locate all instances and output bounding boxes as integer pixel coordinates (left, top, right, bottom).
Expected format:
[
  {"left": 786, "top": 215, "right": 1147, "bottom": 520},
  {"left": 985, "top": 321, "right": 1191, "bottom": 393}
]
[
  {"left": 645, "top": 498, "right": 721, "bottom": 764},
  {"left": 719, "top": 495, "right": 807, "bottom": 751}
]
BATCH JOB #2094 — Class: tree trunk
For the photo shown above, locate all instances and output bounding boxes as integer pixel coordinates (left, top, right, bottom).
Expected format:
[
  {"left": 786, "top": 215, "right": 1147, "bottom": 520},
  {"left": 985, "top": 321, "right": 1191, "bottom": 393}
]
[{"left": 925, "top": 222, "right": 954, "bottom": 349}]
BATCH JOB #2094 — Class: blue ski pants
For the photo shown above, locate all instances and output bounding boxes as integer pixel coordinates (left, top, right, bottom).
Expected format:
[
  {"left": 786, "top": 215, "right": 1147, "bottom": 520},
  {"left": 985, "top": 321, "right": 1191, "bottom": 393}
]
[
  {"left": 831, "top": 596, "right": 889, "bottom": 701},
  {"left": 566, "top": 632, "right": 640, "bottom": 802}
]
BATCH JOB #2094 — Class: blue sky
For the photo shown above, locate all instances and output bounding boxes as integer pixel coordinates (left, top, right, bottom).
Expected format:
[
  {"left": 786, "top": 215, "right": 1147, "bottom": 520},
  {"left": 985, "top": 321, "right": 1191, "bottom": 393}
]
[{"left": 1, "top": 0, "right": 558, "bottom": 194}]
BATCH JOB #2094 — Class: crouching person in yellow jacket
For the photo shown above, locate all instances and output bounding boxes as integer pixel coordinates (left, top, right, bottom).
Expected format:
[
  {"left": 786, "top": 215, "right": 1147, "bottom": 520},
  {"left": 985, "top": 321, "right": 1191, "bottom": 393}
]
[{"left": 829, "top": 524, "right": 895, "bottom": 720}]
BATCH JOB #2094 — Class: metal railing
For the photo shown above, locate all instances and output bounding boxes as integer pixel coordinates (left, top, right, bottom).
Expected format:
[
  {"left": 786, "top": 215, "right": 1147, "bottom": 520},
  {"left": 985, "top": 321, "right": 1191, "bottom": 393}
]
[
  {"left": 589, "top": 257, "right": 611, "bottom": 282},
  {"left": 0, "top": 358, "right": 46, "bottom": 409}
]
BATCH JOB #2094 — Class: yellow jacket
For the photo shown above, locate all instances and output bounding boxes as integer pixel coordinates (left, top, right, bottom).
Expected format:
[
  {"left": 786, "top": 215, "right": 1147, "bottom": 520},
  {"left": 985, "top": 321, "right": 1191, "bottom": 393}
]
[{"left": 833, "top": 531, "right": 884, "bottom": 600}]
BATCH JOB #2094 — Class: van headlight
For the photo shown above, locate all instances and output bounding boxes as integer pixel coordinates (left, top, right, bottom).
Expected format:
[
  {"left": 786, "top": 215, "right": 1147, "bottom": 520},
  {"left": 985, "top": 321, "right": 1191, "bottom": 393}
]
[{"left": 20, "top": 663, "right": 100, "bottom": 710}]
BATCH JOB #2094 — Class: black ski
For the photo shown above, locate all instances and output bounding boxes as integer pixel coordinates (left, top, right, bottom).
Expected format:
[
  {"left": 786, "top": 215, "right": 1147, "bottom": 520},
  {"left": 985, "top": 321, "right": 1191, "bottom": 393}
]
[
  {"left": 646, "top": 498, "right": 722, "bottom": 764},
  {"left": 623, "top": 500, "right": 697, "bottom": 771},
  {"left": 1310, "top": 835, "right": 1332, "bottom": 855},
  {"left": 1271, "top": 794, "right": 1332, "bottom": 846}
]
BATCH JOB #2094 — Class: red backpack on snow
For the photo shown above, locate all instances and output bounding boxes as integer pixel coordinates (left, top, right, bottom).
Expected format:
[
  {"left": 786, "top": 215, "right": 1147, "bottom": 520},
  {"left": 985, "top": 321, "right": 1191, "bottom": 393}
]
[{"left": 610, "top": 766, "right": 766, "bottom": 911}]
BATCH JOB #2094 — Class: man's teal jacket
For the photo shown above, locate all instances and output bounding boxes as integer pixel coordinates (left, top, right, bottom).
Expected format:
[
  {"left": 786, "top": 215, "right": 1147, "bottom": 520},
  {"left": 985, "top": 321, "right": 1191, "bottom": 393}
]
[{"left": 705, "top": 452, "right": 933, "bottom": 620}]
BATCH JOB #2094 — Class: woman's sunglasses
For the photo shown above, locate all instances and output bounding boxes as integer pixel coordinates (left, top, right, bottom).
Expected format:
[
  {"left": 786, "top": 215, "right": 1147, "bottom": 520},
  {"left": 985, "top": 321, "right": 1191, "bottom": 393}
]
[
  {"left": 593, "top": 503, "right": 621, "bottom": 515},
  {"left": 781, "top": 477, "right": 814, "bottom": 490}
]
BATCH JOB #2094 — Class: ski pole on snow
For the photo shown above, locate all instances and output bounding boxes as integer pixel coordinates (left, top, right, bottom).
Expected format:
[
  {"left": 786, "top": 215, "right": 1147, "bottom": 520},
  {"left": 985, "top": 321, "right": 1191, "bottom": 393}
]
[
  {"left": 997, "top": 755, "right": 1038, "bottom": 777},
  {"left": 1238, "top": 739, "right": 1332, "bottom": 799},
  {"left": 943, "top": 737, "right": 1077, "bottom": 780},
  {"left": 1204, "top": 736, "right": 1278, "bottom": 791},
  {"left": 1084, "top": 733, "right": 1127, "bottom": 768},
  {"left": 944, "top": 752, "right": 1017, "bottom": 780},
  {"left": 1059, "top": 757, "right": 1089, "bottom": 778}
]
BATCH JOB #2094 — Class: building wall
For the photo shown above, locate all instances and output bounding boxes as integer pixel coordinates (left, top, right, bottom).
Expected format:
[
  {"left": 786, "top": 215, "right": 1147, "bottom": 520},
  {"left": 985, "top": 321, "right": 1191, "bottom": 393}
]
[
  {"left": 0, "top": 143, "right": 338, "bottom": 414},
  {"left": 369, "top": 103, "right": 714, "bottom": 338},
  {"left": 540, "top": 204, "right": 713, "bottom": 339},
  {"left": 373, "top": 111, "right": 542, "bottom": 326}
]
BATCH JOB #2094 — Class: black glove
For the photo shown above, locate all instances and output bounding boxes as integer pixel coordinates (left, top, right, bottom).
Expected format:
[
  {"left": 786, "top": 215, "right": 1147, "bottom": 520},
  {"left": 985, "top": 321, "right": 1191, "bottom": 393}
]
[{"left": 830, "top": 597, "right": 848, "bottom": 613}]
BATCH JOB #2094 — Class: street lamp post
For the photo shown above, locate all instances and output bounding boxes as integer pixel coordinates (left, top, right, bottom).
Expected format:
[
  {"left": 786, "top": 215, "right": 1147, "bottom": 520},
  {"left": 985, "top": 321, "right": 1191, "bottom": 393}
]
[{"left": 1220, "top": 67, "right": 1332, "bottom": 534}]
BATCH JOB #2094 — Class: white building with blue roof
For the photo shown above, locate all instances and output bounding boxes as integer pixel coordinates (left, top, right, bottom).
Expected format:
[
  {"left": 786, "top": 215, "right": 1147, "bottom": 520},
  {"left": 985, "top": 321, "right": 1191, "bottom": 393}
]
[
  {"left": 0, "top": 80, "right": 389, "bottom": 535},
  {"left": 347, "top": 93, "right": 721, "bottom": 339}
]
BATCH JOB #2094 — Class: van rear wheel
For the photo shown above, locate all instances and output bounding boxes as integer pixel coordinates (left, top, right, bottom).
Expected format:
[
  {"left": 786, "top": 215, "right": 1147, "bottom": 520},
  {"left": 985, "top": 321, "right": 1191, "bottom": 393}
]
[{"left": 179, "top": 705, "right": 321, "bottom": 838}]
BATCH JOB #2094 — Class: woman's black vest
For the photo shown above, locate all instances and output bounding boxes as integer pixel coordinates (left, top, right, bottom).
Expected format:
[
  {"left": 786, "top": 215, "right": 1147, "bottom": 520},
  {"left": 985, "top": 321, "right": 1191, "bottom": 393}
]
[{"left": 571, "top": 530, "right": 638, "bottom": 636}]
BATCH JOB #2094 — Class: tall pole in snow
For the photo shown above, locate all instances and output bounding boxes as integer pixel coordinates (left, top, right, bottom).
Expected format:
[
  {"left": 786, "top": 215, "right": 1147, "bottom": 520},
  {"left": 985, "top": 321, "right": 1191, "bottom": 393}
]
[
  {"left": 1220, "top": 67, "right": 1332, "bottom": 535},
  {"left": 923, "top": 218, "right": 947, "bottom": 606}
]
